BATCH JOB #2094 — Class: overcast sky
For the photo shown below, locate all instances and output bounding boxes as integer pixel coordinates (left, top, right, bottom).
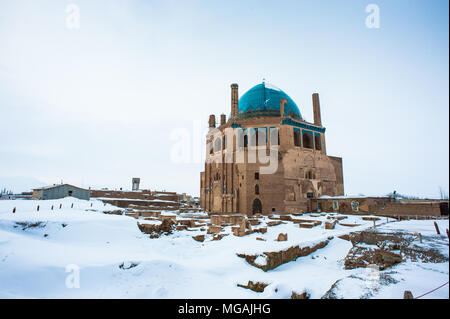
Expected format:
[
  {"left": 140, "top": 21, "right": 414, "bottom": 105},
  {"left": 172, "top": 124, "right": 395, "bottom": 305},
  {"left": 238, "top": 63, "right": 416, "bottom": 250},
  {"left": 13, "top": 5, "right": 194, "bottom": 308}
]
[{"left": 0, "top": 0, "right": 448, "bottom": 198}]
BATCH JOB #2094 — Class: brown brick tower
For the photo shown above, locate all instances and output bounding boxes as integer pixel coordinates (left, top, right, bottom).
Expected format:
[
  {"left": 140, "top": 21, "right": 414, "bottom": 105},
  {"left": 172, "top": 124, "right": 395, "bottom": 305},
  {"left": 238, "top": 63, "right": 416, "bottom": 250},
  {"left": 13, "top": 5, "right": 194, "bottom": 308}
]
[{"left": 200, "top": 82, "right": 344, "bottom": 215}]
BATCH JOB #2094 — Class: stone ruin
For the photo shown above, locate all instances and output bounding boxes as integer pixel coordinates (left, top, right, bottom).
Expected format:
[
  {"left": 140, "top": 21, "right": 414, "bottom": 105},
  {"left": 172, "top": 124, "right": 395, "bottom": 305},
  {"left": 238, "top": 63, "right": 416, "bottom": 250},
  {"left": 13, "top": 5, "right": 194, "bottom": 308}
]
[{"left": 237, "top": 237, "right": 333, "bottom": 272}]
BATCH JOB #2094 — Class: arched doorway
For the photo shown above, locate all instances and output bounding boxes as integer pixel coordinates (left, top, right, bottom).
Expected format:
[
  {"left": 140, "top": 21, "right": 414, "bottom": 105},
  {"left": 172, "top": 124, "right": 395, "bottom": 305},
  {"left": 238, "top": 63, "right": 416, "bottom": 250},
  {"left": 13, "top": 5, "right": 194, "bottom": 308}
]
[{"left": 252, "top": 198, "right": 262, "bottom": 215}]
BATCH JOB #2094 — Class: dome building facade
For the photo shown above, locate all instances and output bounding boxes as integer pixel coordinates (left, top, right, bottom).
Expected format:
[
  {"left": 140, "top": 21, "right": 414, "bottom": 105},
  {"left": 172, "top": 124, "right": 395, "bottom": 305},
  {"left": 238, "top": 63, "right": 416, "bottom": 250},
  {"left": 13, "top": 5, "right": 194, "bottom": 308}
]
[{"left": 200, "top": 82, "right": 344, "bottom": 215}]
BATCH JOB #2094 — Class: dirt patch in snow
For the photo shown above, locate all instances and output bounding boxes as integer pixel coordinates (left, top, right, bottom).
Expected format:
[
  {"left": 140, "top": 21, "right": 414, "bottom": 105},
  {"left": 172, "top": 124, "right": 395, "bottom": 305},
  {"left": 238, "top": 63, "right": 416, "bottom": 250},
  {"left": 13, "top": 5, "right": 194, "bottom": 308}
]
[
  {"left": 192, "top": 234, "right": 205, "bottom": 242},
  {"left": 212, "top": 233, "right": 228, "bottom": 241},
  {"left": 119, "top": 261, "right": 140, "bottom": 269},
  {"left": 14, "top": 221, "right": 46, "bottom": 230},
  {"left": 237, "top": 280, "right": 268, "bottom": 293},
  {"left": 291, "top": 291, "right": 310, "bottom": 299},
  {"left": 103, "top": 210, "right": 123, "bottom": 215}
]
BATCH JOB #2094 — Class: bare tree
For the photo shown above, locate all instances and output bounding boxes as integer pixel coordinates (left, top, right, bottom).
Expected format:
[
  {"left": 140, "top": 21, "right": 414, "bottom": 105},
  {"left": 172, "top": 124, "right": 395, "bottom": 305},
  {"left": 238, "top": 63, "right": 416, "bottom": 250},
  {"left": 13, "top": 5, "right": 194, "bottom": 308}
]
[{"left": 439, "top": 186, "right": 448, "bottom": 200}]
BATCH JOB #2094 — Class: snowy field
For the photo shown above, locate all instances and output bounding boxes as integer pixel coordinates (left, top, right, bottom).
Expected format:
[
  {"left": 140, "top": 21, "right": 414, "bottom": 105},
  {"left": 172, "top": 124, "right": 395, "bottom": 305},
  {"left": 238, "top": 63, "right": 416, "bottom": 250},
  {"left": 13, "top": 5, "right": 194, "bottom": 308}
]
[{"left": 0, "top": 198, "right": 448, "bottom": 299}]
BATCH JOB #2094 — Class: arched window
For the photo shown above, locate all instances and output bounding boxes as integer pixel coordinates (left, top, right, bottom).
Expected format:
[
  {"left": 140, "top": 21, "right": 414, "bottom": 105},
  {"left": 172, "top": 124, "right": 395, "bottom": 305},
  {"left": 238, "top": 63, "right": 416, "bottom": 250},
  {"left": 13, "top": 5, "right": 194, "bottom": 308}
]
[
  {"left": 255, "top": 184, "right": 260, "bottom": 195},
  {"left": 305, "top": 171, "right": 314, "bottom": 179},
  {"left": 250, "top": 129, "right": 258, "bottom": 146},
  {"left": 302, "top": 132, "right": 313, "bottom": 149},
  {"left": 294, "top": 130, "right": 301, "bottom": 147},
  {"left": 270, "top": 128, "right": 280, "bottom": 146},
  {"left": 214, "top": 138, "right": 222, "bottom": 152},
  {"left": 223, "top": 135, "right": 227, "bottom": 150},
  {"left": 251, "top": 129, "right": 266, "bottom": 146},
  {"left": 259, "top": 129, "right": 266, "bottom": 146},
  {"left": 238, "top": 130, "right": 247, "bottom": 148},
  {"left": 314, "top": 135, "right": 321, "bottom": 150}
]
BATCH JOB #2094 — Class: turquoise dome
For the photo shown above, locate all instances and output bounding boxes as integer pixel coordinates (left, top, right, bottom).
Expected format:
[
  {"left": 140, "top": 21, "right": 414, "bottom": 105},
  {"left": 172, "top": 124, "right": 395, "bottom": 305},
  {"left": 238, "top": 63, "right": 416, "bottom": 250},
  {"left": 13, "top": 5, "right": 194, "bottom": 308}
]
[{"left": 238, "top": 82, "right": 303, "bottom": 120}]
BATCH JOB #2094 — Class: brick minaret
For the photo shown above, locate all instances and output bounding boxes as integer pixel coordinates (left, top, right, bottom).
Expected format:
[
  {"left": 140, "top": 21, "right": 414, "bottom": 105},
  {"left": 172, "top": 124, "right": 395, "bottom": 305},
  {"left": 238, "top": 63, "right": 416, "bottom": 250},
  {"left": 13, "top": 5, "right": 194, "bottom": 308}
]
[
  {"left": 231, "top": 83, "right": 239, "bottom": 119},
  {"left": 312, "top": 93, "right": 322, "bottom": 127},
  {"left": 209, "top": 114, "right": 216, "bottom": 128},
  {"left": 220, "top": 114, "right": 226, "bottom": 125}
]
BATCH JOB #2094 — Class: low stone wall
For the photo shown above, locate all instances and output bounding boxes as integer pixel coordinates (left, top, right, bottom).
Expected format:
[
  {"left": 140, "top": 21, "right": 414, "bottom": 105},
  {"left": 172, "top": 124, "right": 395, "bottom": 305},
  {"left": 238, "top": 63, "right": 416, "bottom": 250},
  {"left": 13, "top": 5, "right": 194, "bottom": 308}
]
[
  {"left": 311, "top": 197, "right": 447, "bottom": 217},
  {"left": 91, "top": 189, "right": 179, "bottom": 201},
  {"left": 210, "top": 214, "right": 246, "bottom": 226},
  {"left": 237, "top": 238, "right": 332, "bottom": 271},
  {"left": 377, "top": 203, "right": 442, "bottom": 217},
  {"left": 137, "top": 219, "right": 174, "bottom": 237}
]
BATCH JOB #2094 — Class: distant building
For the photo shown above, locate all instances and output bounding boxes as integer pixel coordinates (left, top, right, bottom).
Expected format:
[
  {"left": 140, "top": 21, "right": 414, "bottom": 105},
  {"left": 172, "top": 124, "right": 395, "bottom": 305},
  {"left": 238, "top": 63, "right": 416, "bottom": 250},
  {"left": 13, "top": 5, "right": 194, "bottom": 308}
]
[
  {"left": 179, "top": 192, "right": 193, "bottom": 203},
  {"left": 32, "top": 184, "right": 90, "bottom": 200},
  {"left": 15, "top": 192, "right": 33, "bottom": 200},
  {"left": 0, "top": 193, "right": 15, "bottom": 200},
  {"left": 193, "top": 197, "right": 200, "bottom": 207},
  {"left": 132, "top": 178, "right": 140, "bottom": 191}
]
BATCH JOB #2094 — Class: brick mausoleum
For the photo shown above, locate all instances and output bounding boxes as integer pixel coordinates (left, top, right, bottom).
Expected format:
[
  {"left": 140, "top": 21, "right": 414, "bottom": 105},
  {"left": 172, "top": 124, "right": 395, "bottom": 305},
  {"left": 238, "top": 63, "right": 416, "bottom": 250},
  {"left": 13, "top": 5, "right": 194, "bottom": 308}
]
[{"left": 200, "top": 82, "right": 344, "bottom": 215}]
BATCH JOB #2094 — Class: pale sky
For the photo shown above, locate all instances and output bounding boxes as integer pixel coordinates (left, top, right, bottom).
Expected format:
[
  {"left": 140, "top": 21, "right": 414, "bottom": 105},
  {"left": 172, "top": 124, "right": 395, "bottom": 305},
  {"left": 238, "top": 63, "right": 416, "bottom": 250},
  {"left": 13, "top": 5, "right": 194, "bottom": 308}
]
[{"left": 0, "top": 0, "right": 448, "bottom": 198}]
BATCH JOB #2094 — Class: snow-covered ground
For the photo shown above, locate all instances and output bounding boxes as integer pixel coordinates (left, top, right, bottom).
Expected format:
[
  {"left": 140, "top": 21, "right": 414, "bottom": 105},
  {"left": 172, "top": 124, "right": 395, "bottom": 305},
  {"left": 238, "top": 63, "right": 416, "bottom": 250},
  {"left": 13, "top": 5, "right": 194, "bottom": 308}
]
[{"left": 0, "top": 198, "right": 448, "bottom": 299}]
